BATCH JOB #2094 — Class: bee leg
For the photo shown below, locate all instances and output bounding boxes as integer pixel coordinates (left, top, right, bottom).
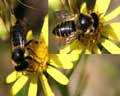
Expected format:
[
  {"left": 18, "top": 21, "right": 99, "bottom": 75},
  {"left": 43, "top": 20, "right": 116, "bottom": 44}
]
[
  {"left": 25, "top": 39, "right": 33, "bottom": 46},
  {"left": 25, "top": 56, "right": 40, "bottom": 64},
  {"left": 25, "top": 56, "right": 33, "bottom": 60},
  {"left": 26, "top": 47, "right": 40, "bottom": 59},
  {"left": 25, "top": 56, "right": 40, "bottom": 72},
  {"left": 65, "top": 32, "right": 77, "bottom": 44},
  {"left": 21, "top": 71, "right": 27, "bottom": 75},
  {"left": 22, "top": 70, "right": 35, "bottom": 75}
]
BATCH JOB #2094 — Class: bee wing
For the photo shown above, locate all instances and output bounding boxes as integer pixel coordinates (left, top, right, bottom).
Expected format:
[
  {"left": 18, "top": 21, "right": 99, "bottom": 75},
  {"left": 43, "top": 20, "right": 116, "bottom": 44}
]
[
  {"left": 10, "top": 25, "right": 14, "bottom": 52},
  {"left": 10, "top": 25, "right": 25, "bottom": 49},
  {"left": 59, "top": 0, "right": 79, "bottom": 14},
  {"left": 11, "top": 20, "right": 27, "bottom": 49},
  {"left": 53, "top": 10, "right": 76, "bottom": 22},
  {"left": 67, "top": 0, "right": 79, "bottom": 14},
  {"left": 53, "top": 0, "right": 78, "bottom": 21}
]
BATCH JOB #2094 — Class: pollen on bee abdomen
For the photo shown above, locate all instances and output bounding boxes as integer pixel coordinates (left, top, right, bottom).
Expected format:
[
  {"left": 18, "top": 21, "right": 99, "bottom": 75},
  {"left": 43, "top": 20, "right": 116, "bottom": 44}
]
[{"left": 26, "top": 40, "right": 49, "bottom": 73}]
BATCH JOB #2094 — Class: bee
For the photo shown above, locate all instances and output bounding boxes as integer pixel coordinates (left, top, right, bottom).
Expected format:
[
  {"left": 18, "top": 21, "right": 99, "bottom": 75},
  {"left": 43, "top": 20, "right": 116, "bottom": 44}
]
[
  {"left": 11, "top": 20, "right": 36, "bottom": 72},
  {"left": 11, "top": 0, "right": 48, "bottom": 71},
  {"left": 52, "top": 1, "right": 100, "bottom": 49}
]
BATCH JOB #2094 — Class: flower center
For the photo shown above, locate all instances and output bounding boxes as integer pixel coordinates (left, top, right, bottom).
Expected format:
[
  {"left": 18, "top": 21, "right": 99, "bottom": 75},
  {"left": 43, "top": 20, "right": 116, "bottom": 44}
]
[{"left": 26, "top": 40, "right": 49, "bottom": 73}]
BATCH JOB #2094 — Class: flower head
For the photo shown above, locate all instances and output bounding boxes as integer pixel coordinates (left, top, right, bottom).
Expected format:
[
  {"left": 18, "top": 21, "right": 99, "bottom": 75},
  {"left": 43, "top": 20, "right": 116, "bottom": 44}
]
[
  {"left": 6, "top": 15, "right": 78, "bottom": 96},
  {"left": 60, "top": 0, "right": 120, "bottom": 54}
]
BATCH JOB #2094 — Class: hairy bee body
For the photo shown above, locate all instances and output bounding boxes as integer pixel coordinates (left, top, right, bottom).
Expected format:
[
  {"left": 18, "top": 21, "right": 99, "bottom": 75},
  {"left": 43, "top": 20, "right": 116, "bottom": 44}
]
[
  {"left": 11, "top": 20, "right": 32, "bottom": 72},
  {"left": 52, "top": 12, "right": 99, "bottom": 46},
  {"left": 53, "top": 20, "right": 76, "bottom": 38}
]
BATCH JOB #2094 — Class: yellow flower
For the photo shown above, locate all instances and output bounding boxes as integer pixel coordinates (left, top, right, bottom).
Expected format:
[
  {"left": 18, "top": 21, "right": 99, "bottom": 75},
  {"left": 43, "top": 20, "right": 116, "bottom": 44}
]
[
  {"left": 60, "top": 0, "right": 120, "bottom": 54},
  {"left": 6, "top": 16, "right": 78, "bottom": 96}
]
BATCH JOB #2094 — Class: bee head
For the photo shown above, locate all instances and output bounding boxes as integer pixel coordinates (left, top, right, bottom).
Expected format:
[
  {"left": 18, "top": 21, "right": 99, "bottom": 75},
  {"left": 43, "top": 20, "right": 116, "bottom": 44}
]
[
  {"left": 77, "top": 13, "right": 93, "bottom": 32},
  {"left": 12, "top": 48, "right": 25, "bottom": 63},
  {"left": 15, "top": 60, "right": 28, "bottom": 71}
]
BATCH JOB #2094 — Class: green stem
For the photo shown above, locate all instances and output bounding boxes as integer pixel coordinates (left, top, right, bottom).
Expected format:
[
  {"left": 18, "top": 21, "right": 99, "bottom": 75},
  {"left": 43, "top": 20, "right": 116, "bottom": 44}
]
[
  {"left": 73, "top": 55, "right": 89, "bottom": 96},
  {"left": 67, "top": 50, "right": 85, "bottom": 78}
]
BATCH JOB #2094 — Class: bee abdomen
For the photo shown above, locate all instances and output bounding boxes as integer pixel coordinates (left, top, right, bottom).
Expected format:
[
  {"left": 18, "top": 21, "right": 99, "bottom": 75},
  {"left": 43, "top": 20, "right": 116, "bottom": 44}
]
[
  {"left": 53, "top": 20, "right": 76, "bottom": 37},
  {"left": 12, "top": 20, "right": 25, "bottom": 46}
]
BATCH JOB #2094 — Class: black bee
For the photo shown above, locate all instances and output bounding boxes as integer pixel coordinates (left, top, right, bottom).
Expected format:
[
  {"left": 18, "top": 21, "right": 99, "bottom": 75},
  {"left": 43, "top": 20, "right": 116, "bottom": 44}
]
[
  {"left": 12, "top": 47, "right": 28, "bottom": 71},
  {"left": 11, "top": 20, "right": 26, "bottom": 47},
  {"left": 52, "top": 1, "right": 99, "bottom": 45},
  {"left": 11, "top": 20, "right": 33, "bottom": 71},
  {"left": 53, "top": 20, "right": 76, "bottom": 38}
]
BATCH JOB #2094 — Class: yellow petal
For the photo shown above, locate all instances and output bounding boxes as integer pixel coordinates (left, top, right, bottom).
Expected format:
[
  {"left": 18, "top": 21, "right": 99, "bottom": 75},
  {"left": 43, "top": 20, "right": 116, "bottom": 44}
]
[
  {"left": 60, "top": 45, "right": 71, "bottom": 53},
  {"left": 28, "top": 75, "right": 38, "bottom": 96},
  {"left": 102, "top": 39, "right": 120, "bottom": 54},
  {"left": 72, "top": 48, "right": 91, "bottom": 54},
  {"left": 102, "top": 23, "right": 120, "bottom": 41},
  {"left": 49, "top": 58, "right": 62, "bottom": 68},
  {"left": 60, "top": 40, "right": 79, "bottom": 53},
  {"left": 85, "top": 49, "right": 91, "bottom": 54},
  {"left": 67, "top": 54, "right": 79, "bottom": 61},
  {"left": 50, "top": 54, "right": 73, "bottom": 69},
  {"left": 40, "top": 15, "right": 48, "bottom": 46},
  {"left": 26, "top": 30, "right": 33, "bottom": 41},
  {"left": 10, "top": 75, "right": 29, "bottom": 95},
  {"left": 40, "top": 74, "right": 54, "bottom": 96},
  {"left": 80, "top": 2, "right": 87, "bottom": 13},
  {"left": 104, "top": 7, "right": 120, "bottom": 22},
  {"left": 94, "top": 0, "right": 111, "bottom": 16},
  {"left": 70, "top": 48, "right": 82, "bottom": 54},
  {"left": 6, "top": 71, "right": 17, "bottom": 84},
  {"left": 6, "top": 71, "right": 21, "bottom": 84},
  {"left": 47, "top": 66, "right": 69, "bottom": 85}
]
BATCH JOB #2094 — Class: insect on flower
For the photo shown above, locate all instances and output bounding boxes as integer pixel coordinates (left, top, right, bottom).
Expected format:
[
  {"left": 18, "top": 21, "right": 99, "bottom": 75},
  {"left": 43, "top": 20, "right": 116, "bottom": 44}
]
[
  {"left": 52, "top": 0, "right": 120, "bottom": 54},
  {"left": 11, "top": 19, "right": 37, "bottom": 72},
  {"left": 11, "top": 0, "right": 48, "bottom": 72},
  {"left": 52, "top": 0, "right": 100, "bottom": 51},
  {"left": 7, "top": 16, "right": 78, "bottom": 96}
]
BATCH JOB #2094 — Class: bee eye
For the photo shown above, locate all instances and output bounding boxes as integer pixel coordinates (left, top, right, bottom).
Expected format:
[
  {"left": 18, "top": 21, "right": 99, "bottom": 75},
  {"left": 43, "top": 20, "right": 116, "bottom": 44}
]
[
  {"left": 12, "top": 48, "right": 24, "bottom": 63},
  {"left": 78, "top": 14, "right": 93, "bottom": 32},
  {"left": 91, "top": 13, "right": 99, "bottom": 29}
]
